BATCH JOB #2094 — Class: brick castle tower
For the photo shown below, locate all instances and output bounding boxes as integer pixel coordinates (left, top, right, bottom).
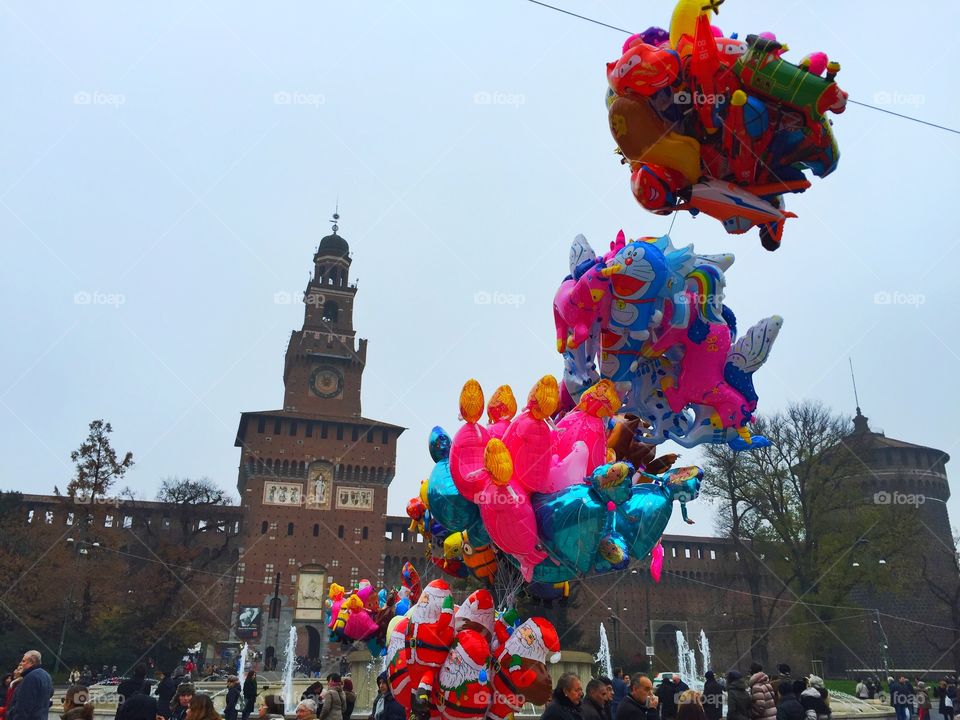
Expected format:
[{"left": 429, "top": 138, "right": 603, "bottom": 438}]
[{"left": 231, "top": 215, "right": 405, "bottom": 668}]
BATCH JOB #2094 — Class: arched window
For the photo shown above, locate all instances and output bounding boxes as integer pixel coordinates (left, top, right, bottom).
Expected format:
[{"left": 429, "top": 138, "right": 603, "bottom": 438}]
[
  {"left": 337, "top": 525, "right": 345, "bottom": 539},
  {"left": 322, "top": 301, "right": 339, "bottom": 324},
  {"left": 287, "top": 522, "right": 294, "bottom": 536},
  {"left": 362, "top": 527, "right": 368, "bottom": 540},
  {"left": 261, "top": 520, "right": 268, "bottom": 534},
  {"left": 313, "top": 524, "right": 320, "bottom": 537}
]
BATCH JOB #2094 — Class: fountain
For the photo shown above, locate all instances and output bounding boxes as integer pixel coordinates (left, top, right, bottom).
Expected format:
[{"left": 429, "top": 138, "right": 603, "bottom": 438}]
[
  {"left": 596, "top": 623, "right": 613, "bottom": 678},
  {"left": 237, "top": 642, "right": 248, "bottom": 681},
  {"left": 675, "top": 630, "right": 705, "bottom": 691},
  {"left": 283, "top": 625, "right": 297, "bottom": 712},
  {"left": 698, "top": 630, "right": 711, "bottom": 677}
]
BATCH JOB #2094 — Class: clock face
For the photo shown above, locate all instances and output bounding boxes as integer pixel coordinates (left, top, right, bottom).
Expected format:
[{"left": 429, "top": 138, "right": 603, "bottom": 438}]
[{"left": 309, "top": 365, "right": 344, "bottom": 399}]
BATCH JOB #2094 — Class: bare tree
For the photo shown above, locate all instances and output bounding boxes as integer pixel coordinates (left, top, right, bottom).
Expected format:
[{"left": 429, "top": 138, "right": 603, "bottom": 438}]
[{"left": 703, "top": 401, "right": 917, "bottom": 667}]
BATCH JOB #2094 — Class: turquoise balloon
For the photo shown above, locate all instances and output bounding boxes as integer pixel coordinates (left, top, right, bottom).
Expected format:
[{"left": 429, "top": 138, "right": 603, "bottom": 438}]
[
  {"left": 530, "top": 484, "right": 607, "bottom": 582},
  {"left": 618, "top": 466, "right": 703, "bottom": 560},
  {"left": 429, "top": 425, "right": 451, "bottom": 462},
  {"left": 426, "top": 458, "right": 490, "bottom": 547}
]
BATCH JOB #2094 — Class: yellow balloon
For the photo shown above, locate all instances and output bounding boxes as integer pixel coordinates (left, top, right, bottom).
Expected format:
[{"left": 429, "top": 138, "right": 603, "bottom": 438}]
[
  {"left": 443, "top": 532, "right": 464, "bottom": 560},
  {"left": 669, "top": 0, "right": 712, "bottom": 52},
  {"left": 419, "top": 478, "right": 429, "bottom": 508}
]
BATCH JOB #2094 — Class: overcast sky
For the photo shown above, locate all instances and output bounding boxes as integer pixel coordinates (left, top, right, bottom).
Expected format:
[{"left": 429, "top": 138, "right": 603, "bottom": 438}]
[{"left": 2, "top": 1, "right": 958, "bottom": 540}]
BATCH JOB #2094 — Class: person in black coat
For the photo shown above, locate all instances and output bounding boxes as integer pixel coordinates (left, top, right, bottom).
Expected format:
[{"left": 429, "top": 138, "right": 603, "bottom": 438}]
[
  {"left": 612, "top": 670, "right": 629, "bottom": 720},
  {"left": 703, "top": 672, "right": 723, "bottom": 720},
  {"left": 601, "top": 677, "right": 615, "bottom": 720},
  {"left": 368, "top": 674, "right": 404, "bottom": 720},
  {"left": 224, "top": 677, "right": 242, "bottom": 720},
  {"left": 582, "top": 680, "right": 607, "bottom": 720},
  {"left": 169, "top": 684, "right": 194, "bottom": 720},
  {"left": 242, "top": 672, "right": 258, "bottom": 720},
  {"left": 117, "top": 693, "right": 159, "bottom": 720},
  {"left": 615, "top": 676, "right": 659, "bottom": 720},
  {"left": 725, "top": 672, "right": 751, "bottom": 720},
  {"left": 156, "top": 672, "right": 177, "bottom": 720},
  {"left": 541, "top": 674, "right": 584, "bottom": 720},
  {"left": 774, "top": 682, "right": 803, "bottom": 720},
  {"left": 656, "top": 676, "right": 682, "bottom": 720},
  {"left": 116, "top": 664, "right": 153, "bottom": 720}
]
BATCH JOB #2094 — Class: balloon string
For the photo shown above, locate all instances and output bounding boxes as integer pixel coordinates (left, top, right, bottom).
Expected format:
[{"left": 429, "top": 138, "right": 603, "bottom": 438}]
[
  {"left": 524, "top": 0, "right": 960, "bottom": 137},
  {"left": 524, "top": 0, "right": 632, "bottom": 34},
  {"left": 845, "top": 99, "right": 960, "bottom": 136}
]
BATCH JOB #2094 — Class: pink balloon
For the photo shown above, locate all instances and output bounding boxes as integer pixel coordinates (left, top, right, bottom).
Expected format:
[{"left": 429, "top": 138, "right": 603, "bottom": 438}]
[
  {"left": 501, "top": 414, "right": 553, "bottom": 496},
  {"left": 644, "top": 293, "right": 747, "bottom": 430},
  {"left": 328, "top": 599, "right": 343, "bottom": 630},
  {"left": 344, "top": 608, "right": 379, "bottom": 641},
  {"left": 476, "top": 440, "right": 546, "bottom": 582},
  {"left": 650, "top": 541, "right": 664, "bottom": 583},
  {"left": 555, "top": 409, "right": 607, "bottom": 475},
  {"left": 449, "top": 421, "right": 490, "bottom": 503}
]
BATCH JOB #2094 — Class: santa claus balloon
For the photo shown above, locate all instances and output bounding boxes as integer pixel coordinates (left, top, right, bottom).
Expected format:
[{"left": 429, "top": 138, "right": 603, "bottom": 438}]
[
  {"left": 389, "top": 579, "right": 455, "bottom": 711},
  {"left": 436, "top": 629, "right": 493, "bottom": 720},
  {"left": 455, "top": 589, "right": 495, "bottom": 641},
  {"left": 487, "top": 617, "right": 560, "bottom": 720}
]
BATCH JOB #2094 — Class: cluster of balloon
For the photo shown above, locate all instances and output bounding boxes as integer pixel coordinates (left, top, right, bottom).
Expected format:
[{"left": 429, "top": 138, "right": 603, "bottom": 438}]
[
  {"left": 555, "top": 230, "right": 782, "bottom": 450},
  {"left": 387, "top": 583, "right": 561, "bottom": 720},
  {"left": 406, "top": 376, "right": 705, "bottom": 587},
  {"left": 326, "top": 562, "right": 423, "bottom": 655},
  {"left": 606, "top": 0, "right": 847, "bottom": 250}
]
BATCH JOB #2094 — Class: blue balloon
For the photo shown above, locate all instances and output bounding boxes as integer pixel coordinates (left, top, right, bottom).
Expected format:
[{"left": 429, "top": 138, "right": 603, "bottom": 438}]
[
  {"left": 429, "top": 426, "right": 451, "bottom": 462},
  {"left": 426, "top": 453, "right": 491, "bottom": 547},
  {"left": 618, "top": 467, "right": 703, "bottom": 560},
  {"left": 531, "top": 484, "right": 607, "bottom": 582}
]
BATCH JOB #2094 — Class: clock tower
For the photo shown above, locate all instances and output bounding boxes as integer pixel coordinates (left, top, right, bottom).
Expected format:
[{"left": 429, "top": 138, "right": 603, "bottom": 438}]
[
  {"left": 283, "top": 215, "right": 366, "bottom": 416},
  {"left": 231, "top": 214, "right": 405, "bottom": 669}
]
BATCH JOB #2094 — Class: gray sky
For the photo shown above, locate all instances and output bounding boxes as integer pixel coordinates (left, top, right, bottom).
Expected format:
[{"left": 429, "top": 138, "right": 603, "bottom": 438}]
[{"left": 2, "top": 1, "right": 958, "bottom": 539}]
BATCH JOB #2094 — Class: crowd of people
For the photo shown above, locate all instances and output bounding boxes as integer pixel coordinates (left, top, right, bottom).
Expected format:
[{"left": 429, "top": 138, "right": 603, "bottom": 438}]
[
  {"left": 0, "top": 651, "right": 369, "bottom": 720},
  {"left": 0, "top": 647, "right": 956, "bottom": 720},
  {"left": 531, "top": 665, "right": 960, "bottom": 720},
  {"left": 853, "top": 675, "right": 959, "bottom": 720}
]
